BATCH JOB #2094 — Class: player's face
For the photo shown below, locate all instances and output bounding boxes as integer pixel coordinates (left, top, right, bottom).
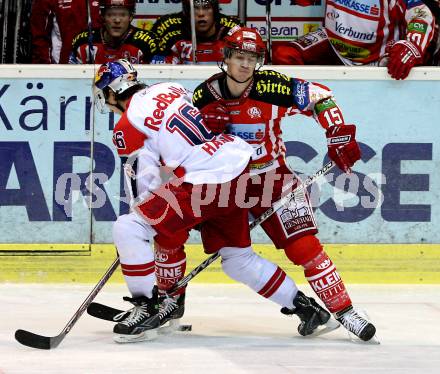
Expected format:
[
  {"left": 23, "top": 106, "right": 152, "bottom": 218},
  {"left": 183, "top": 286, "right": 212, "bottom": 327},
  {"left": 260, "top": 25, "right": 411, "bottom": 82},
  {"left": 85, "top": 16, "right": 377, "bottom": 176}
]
[
  {"left": 105, "top": 90, "right": 123, "bottom": 115},
  {"left": 195, "top": 5, "right": 216, "bottom": 37},
  {"left": 226, "top": 50, "right": 258, "bottom": 82},
  {"left": 104, "top": 8, "right": 132, "bottom": 39}
]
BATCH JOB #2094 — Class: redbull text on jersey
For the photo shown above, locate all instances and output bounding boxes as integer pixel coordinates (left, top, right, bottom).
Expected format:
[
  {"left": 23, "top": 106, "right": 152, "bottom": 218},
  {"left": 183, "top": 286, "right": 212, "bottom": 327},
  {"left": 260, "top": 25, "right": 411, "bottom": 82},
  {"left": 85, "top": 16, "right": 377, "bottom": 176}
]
[{"left": 144, "top": 85, "right": 187, "bottom": 130}]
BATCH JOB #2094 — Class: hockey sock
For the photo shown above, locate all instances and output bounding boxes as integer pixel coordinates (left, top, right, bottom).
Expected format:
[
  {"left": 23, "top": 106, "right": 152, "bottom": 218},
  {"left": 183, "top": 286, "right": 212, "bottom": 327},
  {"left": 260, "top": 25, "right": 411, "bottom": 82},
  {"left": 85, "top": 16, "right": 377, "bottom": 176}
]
[
  {"left": 220, "top": 246, "right": 298, "bottom": 308},
  {"left": 154, "top": 243, "right": 187, "bottom": 296},
  {"left": 120, "top": 260, "right": 156, "bottom": 298},
  {"left": 303, "top": 251, "right": 352, "bottom": 313},
  {"left": 113, "top": 214, "right": 156, "bottom": 298}
]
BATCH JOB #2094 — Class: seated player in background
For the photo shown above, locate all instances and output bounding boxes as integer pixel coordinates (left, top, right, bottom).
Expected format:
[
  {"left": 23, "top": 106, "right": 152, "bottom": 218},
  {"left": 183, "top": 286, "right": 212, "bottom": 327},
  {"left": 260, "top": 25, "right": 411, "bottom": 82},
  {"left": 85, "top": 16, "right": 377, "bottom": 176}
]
[
  {"left": 69, "top": 0, "right": 158, "bottom": 64},
  {"left": 30, "top": 0, "right": 101, "bottom": 64},
  {"left": 423, "top": 0, "right": 440, "bottom": 65},
  {"left": 193, "top": 26, "right": 377, "bottom": 342},
  {"left": 93, "top": 59, "right": 335, "bottom": 343},
  {"left": 151, "top": 0, "right": 242, "bottom": 64},
  {"left": 272, "top": 0, "right": 435, "bottom": 80}
]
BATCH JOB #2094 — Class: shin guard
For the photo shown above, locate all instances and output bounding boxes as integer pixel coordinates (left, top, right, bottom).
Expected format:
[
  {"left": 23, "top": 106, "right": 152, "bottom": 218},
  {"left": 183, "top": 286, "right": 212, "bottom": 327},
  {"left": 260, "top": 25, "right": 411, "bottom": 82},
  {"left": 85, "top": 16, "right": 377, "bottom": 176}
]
[
  {"left": 284, "top": 236, "right": 352, "bottom": 313},
  {"left": 154, "top": 242, "right": 186, "bottom": 296},
  {"left": 303, "top": 251, "right": 352, "bottom": 313}
]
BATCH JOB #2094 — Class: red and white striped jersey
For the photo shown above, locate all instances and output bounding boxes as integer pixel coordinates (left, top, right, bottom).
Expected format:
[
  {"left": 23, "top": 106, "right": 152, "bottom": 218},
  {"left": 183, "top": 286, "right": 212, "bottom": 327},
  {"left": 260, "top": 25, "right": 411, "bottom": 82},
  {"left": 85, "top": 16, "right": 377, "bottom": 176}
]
[
  {"left": 325, "top": 0, "right": 435, "bottom": 65},
  {"left": 193, "top": 70, "right": 344, "bottom": 175},
  {"left": 112, "top": 82, "right": 253, "bottom": 186}
]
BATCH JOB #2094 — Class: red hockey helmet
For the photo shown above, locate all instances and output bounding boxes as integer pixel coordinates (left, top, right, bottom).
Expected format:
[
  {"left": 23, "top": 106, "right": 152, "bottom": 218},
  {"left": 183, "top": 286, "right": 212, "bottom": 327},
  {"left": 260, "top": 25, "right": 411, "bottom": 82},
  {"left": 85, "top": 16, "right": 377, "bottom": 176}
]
[
  {"left": 99, "top": 0, "right": 136, "bottom": 14},
  {"left": 182, "top": 0, "right": 220, "bottom": 17},
  {"left": 223, "top": 26, "right": 266, "bottom": 62}
]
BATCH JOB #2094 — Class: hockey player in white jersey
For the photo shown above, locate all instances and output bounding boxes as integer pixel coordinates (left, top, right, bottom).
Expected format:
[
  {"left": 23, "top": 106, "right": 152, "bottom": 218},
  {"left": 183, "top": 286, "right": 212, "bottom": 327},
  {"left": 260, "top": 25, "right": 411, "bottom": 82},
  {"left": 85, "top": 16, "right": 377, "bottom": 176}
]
[{"left": 93, "top": 59, "right": 336, "bottom": 343}]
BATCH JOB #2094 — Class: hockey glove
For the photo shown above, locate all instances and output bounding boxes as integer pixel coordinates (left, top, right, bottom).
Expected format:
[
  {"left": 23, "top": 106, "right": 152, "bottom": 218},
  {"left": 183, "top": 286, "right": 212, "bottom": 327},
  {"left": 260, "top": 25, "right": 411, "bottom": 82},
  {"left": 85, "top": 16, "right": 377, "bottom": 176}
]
[
  {"left": 387, "top": 40, "right": 423, "bottom": 80},
  {"left": 200, "top": 102, "right": 230, "bottom": 134},
  {"left": 326, "top": 124, "right": 361, "bottom": 173}
]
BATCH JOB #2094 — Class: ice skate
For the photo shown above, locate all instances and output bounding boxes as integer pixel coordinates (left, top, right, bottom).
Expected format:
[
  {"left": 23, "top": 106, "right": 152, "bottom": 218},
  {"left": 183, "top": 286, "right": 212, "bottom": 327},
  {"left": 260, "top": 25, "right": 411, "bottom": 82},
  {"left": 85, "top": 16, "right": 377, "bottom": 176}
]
[
  {"left": 113, "top": 291, "right": 160, "bottom": 343},
  {"left": 335, "top": 306, "right": 378, "bottom": 343},
  {"left": 281, "top": 290, "right": 340, "bottom": 337},
  {"left": 157, "top": 292, "right": 190, "bottom": 334}
]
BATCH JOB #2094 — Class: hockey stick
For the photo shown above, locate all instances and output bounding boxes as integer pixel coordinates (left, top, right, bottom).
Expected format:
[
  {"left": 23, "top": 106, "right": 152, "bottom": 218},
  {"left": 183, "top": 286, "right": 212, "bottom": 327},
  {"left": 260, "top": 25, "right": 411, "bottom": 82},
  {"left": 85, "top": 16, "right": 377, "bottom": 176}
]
[
  {"left": 265, "top": 0, "right": 272, "bottom": 63},
  {"left": 87, "top": 160, "right": 336, "bottom": 320},
  {"left": 168, "top": 160, "right": 336, "bottom": 293},
  {"left": 1, "top": 0, "right": 10, "bottom": 63},
  {"left": 15, "top": 256, "right": 120, "bottom": 350},
  {"left": 85, "top": 0, "right": 95, "bottom": 64},
  {"left": 189, "top": 0, "right": 198, "bottom": 64}
]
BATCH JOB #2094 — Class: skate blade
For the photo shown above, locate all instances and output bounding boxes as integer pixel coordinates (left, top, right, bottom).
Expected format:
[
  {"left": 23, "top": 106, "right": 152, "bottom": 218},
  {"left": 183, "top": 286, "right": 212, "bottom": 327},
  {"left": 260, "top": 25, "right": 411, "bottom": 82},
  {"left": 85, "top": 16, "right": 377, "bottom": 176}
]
[
  {"left": 305, "top": 318, "right": 340, "bottom": 338},
  {"left": 348, "top": 331, "right": 381, "bottom": 345},
  {"left": 159, "top": 319, "right": 192, "bottom": 335},
  {"left": 113, "top": 329, "right": 158, "bottom": 343}
]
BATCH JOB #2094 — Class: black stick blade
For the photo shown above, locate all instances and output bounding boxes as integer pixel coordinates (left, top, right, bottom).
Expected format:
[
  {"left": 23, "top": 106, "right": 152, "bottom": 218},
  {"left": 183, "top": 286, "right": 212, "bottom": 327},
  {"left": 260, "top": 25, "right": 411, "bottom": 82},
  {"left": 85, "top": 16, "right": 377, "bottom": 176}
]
[
  {"left": 15, "top": 329, "right": 63, "bottom": 350},
  {"left": 87, "top": 302, "right": 124, "bottom": 321}
]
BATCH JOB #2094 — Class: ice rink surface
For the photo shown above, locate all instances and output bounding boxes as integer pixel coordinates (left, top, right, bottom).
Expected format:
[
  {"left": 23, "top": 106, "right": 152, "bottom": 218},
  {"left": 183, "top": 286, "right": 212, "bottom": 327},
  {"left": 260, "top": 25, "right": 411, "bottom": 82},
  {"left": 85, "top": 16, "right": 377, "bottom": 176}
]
[{"left": 1, "top": 283, "right": 439, "bottom": 374}]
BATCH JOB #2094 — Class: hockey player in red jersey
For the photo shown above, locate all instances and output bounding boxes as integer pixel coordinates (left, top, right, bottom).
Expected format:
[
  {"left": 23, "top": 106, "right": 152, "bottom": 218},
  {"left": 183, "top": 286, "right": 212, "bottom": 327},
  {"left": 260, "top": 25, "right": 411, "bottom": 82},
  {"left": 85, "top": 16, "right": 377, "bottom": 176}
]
[
  {"left": 272, "top": 0, "right": 435, "bottom": 80},
  {"left": 423, "top": 0, "right": 440, "bottom": 65},
  {"left": 151, "top": 0, "right": 241, "bottom": 64},
  {"left": 192, "top": 26, "right": 377, "bottom": 341},
  {"left": 69, "top": 0, "right": 158, "bottom": 64},
  {"left": 93, "top": 59, "right": 335, "bottom": 343},
  {"left": 30, "top": 0, "right": 102, "bottom": 64}
]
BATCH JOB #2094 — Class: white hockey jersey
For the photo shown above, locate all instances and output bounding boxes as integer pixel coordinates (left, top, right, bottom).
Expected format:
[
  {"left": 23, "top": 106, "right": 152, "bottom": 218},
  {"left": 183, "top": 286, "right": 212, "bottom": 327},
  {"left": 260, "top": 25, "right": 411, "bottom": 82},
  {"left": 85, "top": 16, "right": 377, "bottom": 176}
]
[{"left": 112, "top": 82, "right": 253, "bottom": 187}]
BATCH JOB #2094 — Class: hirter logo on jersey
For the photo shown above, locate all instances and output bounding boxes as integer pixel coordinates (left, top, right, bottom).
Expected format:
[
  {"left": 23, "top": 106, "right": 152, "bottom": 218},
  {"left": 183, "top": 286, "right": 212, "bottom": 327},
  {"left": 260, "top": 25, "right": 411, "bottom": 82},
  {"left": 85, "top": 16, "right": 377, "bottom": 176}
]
[{"left": 247, "top": 107, "right": 262, "bottom": 119}]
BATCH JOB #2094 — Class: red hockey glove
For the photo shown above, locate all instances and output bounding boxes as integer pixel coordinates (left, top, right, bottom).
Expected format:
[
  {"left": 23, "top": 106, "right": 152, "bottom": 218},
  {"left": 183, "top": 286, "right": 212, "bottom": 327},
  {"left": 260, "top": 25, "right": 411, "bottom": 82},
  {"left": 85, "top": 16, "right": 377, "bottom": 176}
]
[
  {"left": 326, "top": 124, "right": 361, "bottom": 173},
  {"left": 387, "top": 40, "right": 423, "bottom": 80},
  {"left": 200, "top": 103, "right": 230, "bottom": 134}
]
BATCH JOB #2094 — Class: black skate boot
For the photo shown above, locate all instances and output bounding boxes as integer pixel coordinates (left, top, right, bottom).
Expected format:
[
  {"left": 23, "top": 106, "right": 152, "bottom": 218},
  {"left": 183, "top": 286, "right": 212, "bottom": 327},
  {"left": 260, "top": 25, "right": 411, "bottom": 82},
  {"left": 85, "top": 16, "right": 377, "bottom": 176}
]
[
  {"left": 335, "top": 306, "right": 377, "bottom": 342},
  {"left": 281, "top": 290, "right": 337, "bottom": 337},
  {"left": 113, "top": 291, "right": 160, "bottom": 343},
  {"left": 157, "top": 292, "right": 186, "bottom": 332}
]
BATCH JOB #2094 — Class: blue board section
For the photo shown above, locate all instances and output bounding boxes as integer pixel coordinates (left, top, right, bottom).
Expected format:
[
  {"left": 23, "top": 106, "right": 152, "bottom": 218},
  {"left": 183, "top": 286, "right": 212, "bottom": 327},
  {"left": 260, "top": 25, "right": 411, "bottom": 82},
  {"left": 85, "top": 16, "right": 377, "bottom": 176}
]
[{"left": 0, "top": 77, "right": 438, "bottom": 243}]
